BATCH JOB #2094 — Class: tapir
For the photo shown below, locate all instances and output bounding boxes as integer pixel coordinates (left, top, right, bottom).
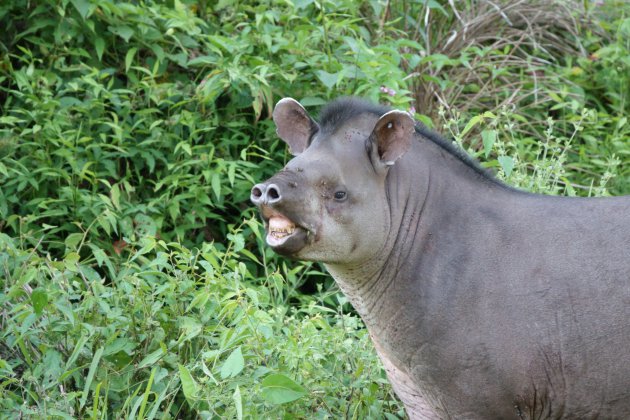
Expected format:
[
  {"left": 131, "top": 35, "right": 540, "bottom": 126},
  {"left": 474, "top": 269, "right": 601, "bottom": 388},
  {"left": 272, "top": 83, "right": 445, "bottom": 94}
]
[{"left": 250, "top": 97, "right": 630, "bottom": 419}]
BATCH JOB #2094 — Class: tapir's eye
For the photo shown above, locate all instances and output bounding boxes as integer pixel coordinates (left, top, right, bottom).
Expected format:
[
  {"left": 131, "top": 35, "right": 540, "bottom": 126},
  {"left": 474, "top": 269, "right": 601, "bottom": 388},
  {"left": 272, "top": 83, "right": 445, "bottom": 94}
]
[{"left": 334, "top": 191, "right": 347, "bottom": 201}]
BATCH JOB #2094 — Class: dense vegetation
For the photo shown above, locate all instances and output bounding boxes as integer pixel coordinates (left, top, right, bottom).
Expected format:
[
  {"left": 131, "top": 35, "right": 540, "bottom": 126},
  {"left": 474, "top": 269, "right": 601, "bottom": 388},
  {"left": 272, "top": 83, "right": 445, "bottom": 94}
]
[{"left": 1, "top": 0, "right": 628, "bottom": 418}]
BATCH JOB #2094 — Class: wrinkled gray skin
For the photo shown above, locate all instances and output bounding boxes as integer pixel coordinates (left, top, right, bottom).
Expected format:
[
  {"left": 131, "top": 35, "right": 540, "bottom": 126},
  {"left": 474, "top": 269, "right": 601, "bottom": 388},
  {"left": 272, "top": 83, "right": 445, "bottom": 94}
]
[{"left": 250, "top": 97, "right": 630, "bottom": 419}]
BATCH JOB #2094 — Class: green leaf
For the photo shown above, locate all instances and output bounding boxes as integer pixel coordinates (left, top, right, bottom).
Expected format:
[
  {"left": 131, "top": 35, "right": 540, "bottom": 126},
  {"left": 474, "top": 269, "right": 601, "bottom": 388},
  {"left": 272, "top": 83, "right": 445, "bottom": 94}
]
[
  {"left": 125, "top": 47, "right": 137, "bottom": 73},
  {"left": 220, "top": 346, "right": 244, "bottom": 379},
  {"left": 94, "top": 38, "right": 105, "bottom": 61},
  {"left": 64, "top": 252, "right": 80, "bottom": 272},
  {"left": 65, "top": 232, "right": 83, "bottom": 250},
  {"left": 80, "top": 347, "right": 103, "bottom": 408},
  {"left": 111, "top": 184, "right": 120, "bottom": 210},
  {"left": 498, "top": 156, "right": 515, "bottom": 178},
  {"left": 70, "top": 0, "right": 93, "bottom": 19},
  {"left": 233, "top": 385, "right": 242, "bottom": 420},
  {"left": 261, "top": 374, "right": 307, "bottom": 404},
  {"left": 481, "top": 129, "right": 497, "bottom": 158},
  {"left": 31, "top": 289, "right": 48, "bottom": 316},
  {"left": 299, "top": 96, "right": 327, "bottom": 107},
  {"left": 138, "top": 348, "right": 165, "bottom": 369},
  {"left": 178, "top": 364, "right": 198, "bottom": 404},
  {"left": 315, "top": 70, "right": 339, "bottom": 89},
  {"left": 211, "top": 173, "right": 221, "bottom": 202},
  {"left": 227, "top": 233, "right": 244, "bottom": 252},
  {"left": 109, "top": 25, "right": 134, "bottom": 42},
  {"left": 461, "top": 111, "right": 496, "bottom": 137}
]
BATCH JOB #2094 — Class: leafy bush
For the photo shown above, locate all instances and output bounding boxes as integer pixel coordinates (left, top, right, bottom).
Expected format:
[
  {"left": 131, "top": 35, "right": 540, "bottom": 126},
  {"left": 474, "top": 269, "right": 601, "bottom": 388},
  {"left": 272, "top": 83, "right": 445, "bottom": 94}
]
[
  {"left": 0, "top": 0, "right": 628, "bottom": 418},
  {"left": 0, "top": 228, "right": 402, "bottom": 418}
]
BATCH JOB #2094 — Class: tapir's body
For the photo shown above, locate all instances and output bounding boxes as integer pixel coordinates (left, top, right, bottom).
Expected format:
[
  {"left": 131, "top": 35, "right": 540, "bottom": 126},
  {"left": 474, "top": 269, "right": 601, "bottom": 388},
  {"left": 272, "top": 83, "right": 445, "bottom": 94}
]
[{"left": 251, "top": 97, "right": 630, "bottom": 419}]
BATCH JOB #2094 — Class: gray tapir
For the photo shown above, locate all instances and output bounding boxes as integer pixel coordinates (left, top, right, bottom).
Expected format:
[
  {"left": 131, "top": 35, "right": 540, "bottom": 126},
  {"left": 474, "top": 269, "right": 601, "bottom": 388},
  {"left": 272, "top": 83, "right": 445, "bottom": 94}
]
[{"left": 250, "top": 97, "right": 630, "bottom": 419}]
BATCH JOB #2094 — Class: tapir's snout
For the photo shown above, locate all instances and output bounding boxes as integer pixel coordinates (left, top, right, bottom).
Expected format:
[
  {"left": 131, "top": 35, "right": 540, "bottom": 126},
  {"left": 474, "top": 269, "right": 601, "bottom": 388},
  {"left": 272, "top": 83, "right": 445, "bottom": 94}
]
[
  {"left": 250, "top": 182, "right": 282, "bottom": 206},
  {"left": 250, "top": 178, "right": 312, "bottom": 256}
]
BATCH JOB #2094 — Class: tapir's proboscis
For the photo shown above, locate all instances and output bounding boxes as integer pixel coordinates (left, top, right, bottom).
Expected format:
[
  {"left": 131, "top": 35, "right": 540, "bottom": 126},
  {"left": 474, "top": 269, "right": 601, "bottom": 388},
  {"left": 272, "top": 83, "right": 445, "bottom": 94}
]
[{"left": 250, "top": 97, "right": 630, "bottom": 419}]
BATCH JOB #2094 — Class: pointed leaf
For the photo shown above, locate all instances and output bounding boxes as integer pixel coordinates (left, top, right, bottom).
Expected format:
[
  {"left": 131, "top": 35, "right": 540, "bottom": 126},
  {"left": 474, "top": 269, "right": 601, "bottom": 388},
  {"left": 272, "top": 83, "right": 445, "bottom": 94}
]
[
  {"left": 31, "top": 289, "right": 48, "bottom": 316},
  {"left": 481, "top": 129, "right": 497, "bottom": 158},
  {"left": 220, "top": 346, "right": 244, "bottom": 379},
  {"left": 261, "top": 373, "right": 307, "bottom": 404},
  {"left": 498, "top": 156, "right": 515, "bottom": 178},
  {"left": 125, "top": 47, "right": 137, "bottom": 73},
  {"left": 178, "top": 364, "right": 198, "bottom": 403}
]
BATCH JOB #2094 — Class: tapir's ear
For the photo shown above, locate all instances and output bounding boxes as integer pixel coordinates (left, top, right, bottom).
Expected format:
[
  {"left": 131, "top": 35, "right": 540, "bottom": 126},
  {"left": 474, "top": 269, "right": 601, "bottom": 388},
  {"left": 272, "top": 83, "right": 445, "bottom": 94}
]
[
  {"left": 368, "top": 110, "right": 414, "bottom": 173},
  {"left": 272, "top": 98, "right": 319, "bottom": 156}
]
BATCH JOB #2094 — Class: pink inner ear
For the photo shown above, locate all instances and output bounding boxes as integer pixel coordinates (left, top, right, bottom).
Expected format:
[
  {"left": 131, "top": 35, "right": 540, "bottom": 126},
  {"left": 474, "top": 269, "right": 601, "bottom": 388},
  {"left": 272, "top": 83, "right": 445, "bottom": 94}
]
[
  {"left": 374, "top": 112, "right": 413, "bottom": 163},
  {"left": 273, "top": 98, "right": 317, "bottom": 155}
]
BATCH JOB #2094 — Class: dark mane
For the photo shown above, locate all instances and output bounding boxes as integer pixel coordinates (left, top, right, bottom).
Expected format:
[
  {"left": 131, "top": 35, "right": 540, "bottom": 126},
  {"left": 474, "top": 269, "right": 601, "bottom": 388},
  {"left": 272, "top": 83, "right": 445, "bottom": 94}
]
[
  {"left": 317, "top": 97, "right": 509, "bottom": 189},
  {"left": 318, "top": 97, "right": 391, "bottom": 133}
]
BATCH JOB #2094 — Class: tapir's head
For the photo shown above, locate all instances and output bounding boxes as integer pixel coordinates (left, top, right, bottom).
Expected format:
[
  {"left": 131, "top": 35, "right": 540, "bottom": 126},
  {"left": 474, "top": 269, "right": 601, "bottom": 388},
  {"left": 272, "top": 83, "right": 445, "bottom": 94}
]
[{"left": 251, "top": 97, "right": 415, "bottom": 264}]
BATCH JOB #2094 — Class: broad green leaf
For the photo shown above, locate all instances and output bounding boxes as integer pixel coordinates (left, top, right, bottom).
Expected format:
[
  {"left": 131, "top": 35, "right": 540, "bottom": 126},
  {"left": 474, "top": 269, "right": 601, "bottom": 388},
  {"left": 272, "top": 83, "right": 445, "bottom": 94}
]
[
  {"left": 138, "top": 348, "right": 165, "bottom": 369},
  {"left": 109, "top": 25, "right": 134, "bottom": 42},
  {"left": 481, "top": 130, "right": 497, "bottom": 158},
  {"left": 64, "top": 252, "right": 80, "bottom": 272},
  {"left": 498, "top": 156, "right": 515, "bottom": 178},
  {"left": 31, "top": 289, "right": 48, "bottom": 316},
  {"left": 70, "top": 0, "right": 93, "bottom": 19},
  {"left": 65, "top": 232, "right": 83, "bottom": 250},
  {"left": 227, "top": 233, "right": 244, "bottom": 252},
  {"left": 315, "top": 70, "right": 339, "bottom": 89},
  {"left": 261, "top": 374, "right": 307, "bottom": 404},
  {"left": 178, "top": 364, "right": 198, "bottom": 404},
  {"left": 220, "top": 346, "right": 244, "bottom": 379}
]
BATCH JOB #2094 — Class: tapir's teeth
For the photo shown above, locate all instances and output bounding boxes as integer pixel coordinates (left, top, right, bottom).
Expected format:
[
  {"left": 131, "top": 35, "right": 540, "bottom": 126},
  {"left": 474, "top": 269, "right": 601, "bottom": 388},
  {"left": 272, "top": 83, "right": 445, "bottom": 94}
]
[{"left": 269, "top": 215, "right": 296, "bottom": 239}]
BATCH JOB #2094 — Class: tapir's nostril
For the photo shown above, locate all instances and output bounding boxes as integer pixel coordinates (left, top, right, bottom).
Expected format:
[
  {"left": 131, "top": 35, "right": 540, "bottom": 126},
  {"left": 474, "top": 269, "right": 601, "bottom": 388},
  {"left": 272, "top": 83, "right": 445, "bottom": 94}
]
[
  {"left": 251, "top": 186, "right": 263, "bottom": 198},
  {"left": 268, "top": 186, "right": 280, "bottom": 201}
]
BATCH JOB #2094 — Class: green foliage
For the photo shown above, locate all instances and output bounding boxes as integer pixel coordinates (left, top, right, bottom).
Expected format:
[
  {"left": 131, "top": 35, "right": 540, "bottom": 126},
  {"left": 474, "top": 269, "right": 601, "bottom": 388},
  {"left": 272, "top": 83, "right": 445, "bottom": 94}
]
[
  {"left": 0, "top": 0, "right": 628, "bottom": 418},
  {"left": 0, "top": 231, "right": 401, "bottom": 418}
]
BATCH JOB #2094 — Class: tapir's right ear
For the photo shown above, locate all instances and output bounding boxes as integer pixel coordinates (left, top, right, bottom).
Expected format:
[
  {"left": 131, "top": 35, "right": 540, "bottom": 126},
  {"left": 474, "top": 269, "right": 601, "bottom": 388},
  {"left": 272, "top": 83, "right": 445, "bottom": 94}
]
[
  {"left": 368, "top": 110, "right": 414, "bottom": 175},
  {"left": 272, "top": 98, "right": 319, "bottom": 155}
]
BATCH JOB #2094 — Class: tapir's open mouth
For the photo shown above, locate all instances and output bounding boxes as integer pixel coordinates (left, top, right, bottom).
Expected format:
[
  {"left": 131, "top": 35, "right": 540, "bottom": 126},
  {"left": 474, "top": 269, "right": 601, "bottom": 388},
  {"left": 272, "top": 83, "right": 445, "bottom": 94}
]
[
  {"left": 268, "top": 215, "right": 296, "bottom": 245},
  {"left": 260, "top": 206, "right": 310, "bottom": 256}
]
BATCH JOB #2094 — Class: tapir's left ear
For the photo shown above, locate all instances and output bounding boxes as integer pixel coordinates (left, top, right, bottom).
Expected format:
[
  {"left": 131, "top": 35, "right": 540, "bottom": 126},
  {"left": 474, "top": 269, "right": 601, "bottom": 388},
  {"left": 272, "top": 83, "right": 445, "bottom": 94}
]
[
  {"left": 272, "top": 98, "right": 319, "bottom": 156},
  {"left": 368, "top": 110, "right": 414, "bottom": 173}
]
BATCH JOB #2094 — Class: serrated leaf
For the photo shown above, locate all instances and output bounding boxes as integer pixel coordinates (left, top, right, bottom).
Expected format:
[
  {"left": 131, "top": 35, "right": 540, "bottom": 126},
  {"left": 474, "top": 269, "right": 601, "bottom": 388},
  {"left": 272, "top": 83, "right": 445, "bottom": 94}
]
[
  {"left": 220, "top": 346, "right": 244, "bottom": 379},
  {"left": 31, "top": 289, "right": 48, "bottom": 316},
  {"left": 261, "top": 373, "right": 307, "bottom": 404},
  {"left": 227, "top": 233, "right": 244, "bottom": 253}
]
